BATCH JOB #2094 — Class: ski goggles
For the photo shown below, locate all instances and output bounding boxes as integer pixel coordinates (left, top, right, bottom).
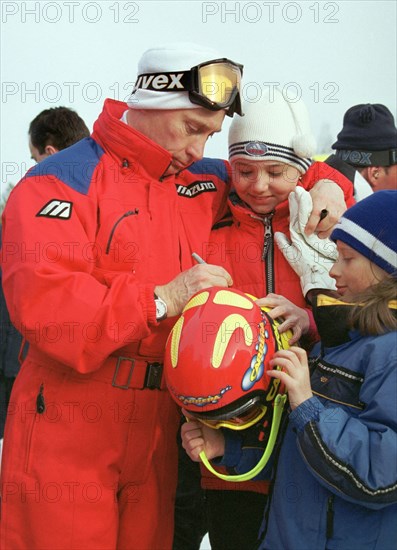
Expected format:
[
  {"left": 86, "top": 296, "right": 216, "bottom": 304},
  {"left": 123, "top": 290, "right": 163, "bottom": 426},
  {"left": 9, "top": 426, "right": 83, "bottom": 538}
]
[
  {"left": 133, "top": 58, "right": 244, "bottom": 116},
  {"left": 187, "top": 397, "right": 267, "bottom": 431}
]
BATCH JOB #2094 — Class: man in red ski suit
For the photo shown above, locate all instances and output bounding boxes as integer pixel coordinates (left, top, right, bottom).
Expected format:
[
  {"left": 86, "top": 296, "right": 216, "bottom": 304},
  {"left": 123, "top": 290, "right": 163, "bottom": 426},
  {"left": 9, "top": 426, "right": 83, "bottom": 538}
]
[{"left": 0, "top": 44, "right": 242, "bottom": 550}]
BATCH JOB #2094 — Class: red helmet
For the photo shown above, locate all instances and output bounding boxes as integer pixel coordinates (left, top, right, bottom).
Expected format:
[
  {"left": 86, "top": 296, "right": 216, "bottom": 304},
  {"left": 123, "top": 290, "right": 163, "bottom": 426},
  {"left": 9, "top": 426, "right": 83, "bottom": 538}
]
[{"left": 164, "top": 287, "right": 290, "bottom": 429}]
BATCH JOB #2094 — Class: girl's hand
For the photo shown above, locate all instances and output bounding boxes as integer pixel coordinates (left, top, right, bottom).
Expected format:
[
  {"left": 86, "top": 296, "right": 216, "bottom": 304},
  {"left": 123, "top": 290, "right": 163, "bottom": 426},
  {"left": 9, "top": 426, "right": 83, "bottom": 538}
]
[
  {"left": 268, "top": 346, "right": 313, "bottom": 410},
  {"left": 181, "top": 411, "right": 226, "bottom": 461},
  {"left": 256, "top": 294, "right": 310, "bottom": 344}
]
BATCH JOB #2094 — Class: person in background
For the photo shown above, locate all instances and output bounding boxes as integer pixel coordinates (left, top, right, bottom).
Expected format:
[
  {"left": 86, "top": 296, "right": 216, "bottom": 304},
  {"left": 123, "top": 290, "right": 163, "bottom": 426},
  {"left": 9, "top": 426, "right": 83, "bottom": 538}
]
[
  {"left": 182, "top": 190, "right": 397, "bottom": 550},
  {"left": 28, "top": 106, "right": 90, "bottom": 163},
  {"left": 326, "top": 103, "right": 397, "bottom": 196},
  {"left": 0, "top": 106, "right": 90, "bottom": 442}
]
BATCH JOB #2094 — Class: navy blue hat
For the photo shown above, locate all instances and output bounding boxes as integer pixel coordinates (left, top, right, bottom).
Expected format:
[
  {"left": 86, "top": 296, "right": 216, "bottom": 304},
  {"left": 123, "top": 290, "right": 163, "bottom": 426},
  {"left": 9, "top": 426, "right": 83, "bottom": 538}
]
[
  {"left": 331, "top": 191, "right": 397, "bottom": 275},
  {"left": 332, "top": 104, "right": 397, "bottom": 167}
]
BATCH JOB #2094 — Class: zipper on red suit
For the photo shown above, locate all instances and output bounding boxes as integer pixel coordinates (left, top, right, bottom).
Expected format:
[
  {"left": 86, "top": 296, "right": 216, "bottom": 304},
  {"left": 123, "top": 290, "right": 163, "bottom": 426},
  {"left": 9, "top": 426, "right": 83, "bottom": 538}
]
[
  {"left": 261, "top": 212, "right": 275, "bottom": 295},
  {"left": 106, "top": 210, "right": 139, "bottom": 254}
]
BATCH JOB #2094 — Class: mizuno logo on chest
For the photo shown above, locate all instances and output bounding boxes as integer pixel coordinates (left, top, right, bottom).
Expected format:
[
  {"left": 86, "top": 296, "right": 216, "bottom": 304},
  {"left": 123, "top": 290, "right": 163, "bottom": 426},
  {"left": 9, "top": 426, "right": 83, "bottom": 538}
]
[{"left": 176, "top": 180, "right": 216, "bottom": 198}]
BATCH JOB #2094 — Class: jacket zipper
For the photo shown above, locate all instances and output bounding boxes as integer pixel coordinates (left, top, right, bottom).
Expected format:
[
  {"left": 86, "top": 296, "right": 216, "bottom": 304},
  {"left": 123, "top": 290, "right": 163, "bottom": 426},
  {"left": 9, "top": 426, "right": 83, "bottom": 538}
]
[
  {"left": 106, "top": 210, "right": 139, "bottom": 254},
  {"left": 261, "top": 212, "right": 275, "bottom": 294},
  {"left": 25, "top": 383, "right": 45, "bottom": 472},
  {"left": 36, "top": 383, "right": 45, "bottom": 414}
]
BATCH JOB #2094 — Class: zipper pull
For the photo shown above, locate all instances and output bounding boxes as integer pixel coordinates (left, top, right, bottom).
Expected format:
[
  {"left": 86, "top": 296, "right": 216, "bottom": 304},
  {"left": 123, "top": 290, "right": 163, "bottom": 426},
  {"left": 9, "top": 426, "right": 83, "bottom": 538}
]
[
  {"left": 262, "top": 214, "right": 273, "bottom": 260},
  {"left": 36, "top": 383, "right": 45, "bottom": 414}
]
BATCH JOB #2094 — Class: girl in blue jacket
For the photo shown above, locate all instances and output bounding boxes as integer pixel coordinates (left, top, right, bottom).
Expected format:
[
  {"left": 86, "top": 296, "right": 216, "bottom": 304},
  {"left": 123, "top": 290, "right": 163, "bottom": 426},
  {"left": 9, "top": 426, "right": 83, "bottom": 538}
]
[{"left": 181, "top": 190, "right": 397, "bottom": 550}]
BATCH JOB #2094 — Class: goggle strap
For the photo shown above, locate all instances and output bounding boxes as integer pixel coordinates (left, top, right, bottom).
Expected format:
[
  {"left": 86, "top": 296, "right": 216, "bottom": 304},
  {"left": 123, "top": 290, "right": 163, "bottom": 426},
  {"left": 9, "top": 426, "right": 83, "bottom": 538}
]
[{"left": 198, "top": 393, "right": 287, "bottom": 482}]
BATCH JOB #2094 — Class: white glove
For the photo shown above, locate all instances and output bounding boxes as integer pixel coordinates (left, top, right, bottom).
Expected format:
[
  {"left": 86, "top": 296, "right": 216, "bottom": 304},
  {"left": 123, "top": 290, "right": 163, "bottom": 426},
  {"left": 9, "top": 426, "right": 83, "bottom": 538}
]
[
  {"left": 290, "top": 186, "right": 338, "bottom": 260},
  {"left": 275, "top": 187, "right": 337, "bottom": 296}
]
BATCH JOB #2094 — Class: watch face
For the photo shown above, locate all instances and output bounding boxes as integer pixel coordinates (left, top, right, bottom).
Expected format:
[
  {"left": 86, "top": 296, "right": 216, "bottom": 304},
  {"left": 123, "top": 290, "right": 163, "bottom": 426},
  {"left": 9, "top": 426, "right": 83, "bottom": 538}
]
[{"left": 155, "top": 298, "right": 167, "bottom": 320}]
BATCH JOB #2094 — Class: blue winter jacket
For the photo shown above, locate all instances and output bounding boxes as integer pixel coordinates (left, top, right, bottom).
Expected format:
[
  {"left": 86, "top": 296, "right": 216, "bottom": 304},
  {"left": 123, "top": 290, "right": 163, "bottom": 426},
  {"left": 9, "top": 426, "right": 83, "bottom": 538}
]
[
  {"left": 219, "top": 296, "right": 397, "bottom": 550},
  {"left": 0, "top": 225, "right": 24, "bottom": 378}
]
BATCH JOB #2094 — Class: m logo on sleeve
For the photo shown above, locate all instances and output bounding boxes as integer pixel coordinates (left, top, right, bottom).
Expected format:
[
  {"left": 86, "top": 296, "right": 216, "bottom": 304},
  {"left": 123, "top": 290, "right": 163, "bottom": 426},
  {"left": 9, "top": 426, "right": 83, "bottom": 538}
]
[{"left": 36, "top": 200, "right": 73, "bottom": 219}]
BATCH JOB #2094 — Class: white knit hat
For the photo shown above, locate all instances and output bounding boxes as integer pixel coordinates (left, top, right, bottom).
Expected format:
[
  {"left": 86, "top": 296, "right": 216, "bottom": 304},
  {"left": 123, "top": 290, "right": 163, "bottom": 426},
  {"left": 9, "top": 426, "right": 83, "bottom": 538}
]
[
  {"left": 127, "top": 43, "right": 223, "bottom": 110},
  {"left": 228, "top": 88, "right": 316, "bottom": 173}
]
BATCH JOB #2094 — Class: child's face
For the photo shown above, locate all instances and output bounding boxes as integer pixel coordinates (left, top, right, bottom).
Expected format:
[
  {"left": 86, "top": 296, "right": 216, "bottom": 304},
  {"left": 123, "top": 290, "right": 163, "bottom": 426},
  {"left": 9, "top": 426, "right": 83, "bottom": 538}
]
[
  {"left": 231, "top": 159, "right": 300, "bottom": 214},
  {"left": 330, "top": 241, "right": 387, "bottom": 300}
]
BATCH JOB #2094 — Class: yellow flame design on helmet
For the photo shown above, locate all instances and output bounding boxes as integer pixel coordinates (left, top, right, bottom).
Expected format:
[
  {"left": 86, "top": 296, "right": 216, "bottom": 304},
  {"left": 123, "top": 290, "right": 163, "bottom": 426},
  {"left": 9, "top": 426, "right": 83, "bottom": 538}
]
[
  {"left": 182, "top": 290, "right": 210, "bottom": 312},
  {"left": 170, "top": 316, "right": 185, "bottom": 368},
  {"left": 213, "top": 289, "right": 254, "bottom": 309},
  {"left": 212, "top": 313, "right": 254, "bottom": 369}
]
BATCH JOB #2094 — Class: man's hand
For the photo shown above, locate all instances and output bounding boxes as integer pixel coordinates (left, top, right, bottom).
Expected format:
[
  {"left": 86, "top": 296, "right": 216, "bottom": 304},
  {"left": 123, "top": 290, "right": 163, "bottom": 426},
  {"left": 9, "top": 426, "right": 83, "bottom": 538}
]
[
  {"left": 275, "top": 187, "right": 337, "bottom": 297},
  {"left": 288, "top": 186, "right": 338, "bottom": 261},
  {"left": 268, "top": 347, "right": 313, "bottom": 410},
  {"left": 155, "top": 264, "right": 233, "bottom": 317},
  {"left": 306, "top": 179, "right": 346, "bottom": 238},
  {"left": 256, "top": 294, "right": 310, "bottom": 345},
  {"left": 181, "top": 414, "right": 226, "bottom": 462}
]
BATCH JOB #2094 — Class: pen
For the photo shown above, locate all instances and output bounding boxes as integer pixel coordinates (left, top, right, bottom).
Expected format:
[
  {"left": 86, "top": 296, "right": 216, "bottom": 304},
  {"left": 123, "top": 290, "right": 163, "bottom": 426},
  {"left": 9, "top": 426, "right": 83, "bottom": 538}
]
[
  {"left": 192, "top": 252, "right": 206, "bottom": 264},
  {"left": 320, "top": 209, "right": 328, "bottom": 221}
]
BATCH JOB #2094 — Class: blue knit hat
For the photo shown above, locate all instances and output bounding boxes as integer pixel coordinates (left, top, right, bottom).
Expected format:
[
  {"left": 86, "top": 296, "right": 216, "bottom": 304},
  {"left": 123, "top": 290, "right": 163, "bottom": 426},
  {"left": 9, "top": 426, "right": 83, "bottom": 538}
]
[
  {"left": 331, "top": 191, "right": 397, "bottom": 275},
  {"left": 332, "top": 104, "right": 397, "bottom": 167}
]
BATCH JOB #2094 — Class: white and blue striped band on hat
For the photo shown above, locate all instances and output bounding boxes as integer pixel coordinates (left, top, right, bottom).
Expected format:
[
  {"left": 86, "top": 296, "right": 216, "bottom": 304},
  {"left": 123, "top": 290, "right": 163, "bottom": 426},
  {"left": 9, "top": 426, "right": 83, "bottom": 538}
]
[
  {"left": 332, "top": 217, "right": 397, "bottom": 275},
  {"left": 228, "top": 140, "right": 312, "bottom": 174}
]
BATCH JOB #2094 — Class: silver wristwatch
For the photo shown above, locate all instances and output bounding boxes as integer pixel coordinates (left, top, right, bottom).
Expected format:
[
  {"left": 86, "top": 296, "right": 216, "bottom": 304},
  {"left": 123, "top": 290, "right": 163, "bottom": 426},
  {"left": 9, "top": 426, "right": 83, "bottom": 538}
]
[{"left": 154, "top": 293, "right": 167, "bottom": 321}]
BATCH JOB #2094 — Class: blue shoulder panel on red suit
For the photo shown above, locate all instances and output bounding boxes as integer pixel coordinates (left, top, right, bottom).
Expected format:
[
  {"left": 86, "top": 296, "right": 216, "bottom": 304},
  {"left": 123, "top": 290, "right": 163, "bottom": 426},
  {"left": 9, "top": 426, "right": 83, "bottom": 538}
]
[
  {"left": 188, "top": 158, "right": 229, "bottom": 184},
  {"left": 24, "top": 138, "right": 105, "bottom": 195}
]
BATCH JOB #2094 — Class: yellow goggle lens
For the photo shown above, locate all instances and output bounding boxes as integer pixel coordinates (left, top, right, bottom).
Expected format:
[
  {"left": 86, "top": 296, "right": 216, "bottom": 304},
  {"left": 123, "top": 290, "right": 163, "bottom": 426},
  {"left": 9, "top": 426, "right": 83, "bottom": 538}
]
[
  {"left": 196, "top": 404, "right": 267, "bottom": 431},
  {"left": 198, "top": 63, "right": 241, "bottom": 105}
]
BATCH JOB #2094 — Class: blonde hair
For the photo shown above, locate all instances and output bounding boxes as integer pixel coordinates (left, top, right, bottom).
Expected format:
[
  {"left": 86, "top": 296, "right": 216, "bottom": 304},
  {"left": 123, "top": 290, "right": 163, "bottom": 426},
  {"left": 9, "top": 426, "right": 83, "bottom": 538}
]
[{"left": 349, "top": 274, "right": 397, "bottom": 335}]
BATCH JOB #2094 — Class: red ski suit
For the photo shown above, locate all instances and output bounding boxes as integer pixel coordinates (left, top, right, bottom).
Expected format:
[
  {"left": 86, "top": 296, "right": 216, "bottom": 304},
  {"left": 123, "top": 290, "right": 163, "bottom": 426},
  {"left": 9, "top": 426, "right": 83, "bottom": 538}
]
[
  {"left": 200, "top": 163, "right": 355, "bottom": 495},
  {"left": 0, "top": 99, "right": 230, "bottom": 550}
]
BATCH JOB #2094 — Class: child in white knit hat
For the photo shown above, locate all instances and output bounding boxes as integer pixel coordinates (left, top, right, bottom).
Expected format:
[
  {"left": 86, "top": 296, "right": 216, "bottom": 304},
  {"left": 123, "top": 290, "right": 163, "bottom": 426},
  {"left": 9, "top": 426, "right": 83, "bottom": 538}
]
[
  {"left": 207, "top": 87, "right": 354, "bottom": 337},
  {"left": 194, "top": 88, "right": 355, "bottom": 550}
]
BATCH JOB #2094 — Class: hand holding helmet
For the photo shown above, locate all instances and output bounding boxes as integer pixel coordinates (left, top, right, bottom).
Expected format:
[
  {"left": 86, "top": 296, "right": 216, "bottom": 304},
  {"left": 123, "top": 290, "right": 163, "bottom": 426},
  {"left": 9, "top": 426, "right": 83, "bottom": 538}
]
[
  {"left": 180, "top": 416, "right": 226, "bottom": 463},
  {"left": 268, "top": 346, "right": 313, "bottom": 411}
]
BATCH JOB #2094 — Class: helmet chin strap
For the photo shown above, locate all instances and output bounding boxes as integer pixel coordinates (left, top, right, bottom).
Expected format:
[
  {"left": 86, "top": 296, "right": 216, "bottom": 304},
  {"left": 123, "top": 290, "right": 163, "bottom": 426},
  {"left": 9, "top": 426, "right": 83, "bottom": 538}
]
[{"left": 198, "top": 393, "right": 287, "bottom": 482}]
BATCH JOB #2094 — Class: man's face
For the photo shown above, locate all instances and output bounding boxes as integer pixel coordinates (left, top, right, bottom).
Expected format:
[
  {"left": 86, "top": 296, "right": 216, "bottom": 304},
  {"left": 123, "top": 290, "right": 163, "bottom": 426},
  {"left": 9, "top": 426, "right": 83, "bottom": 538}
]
[
  {"left": 230, "top": 159, "right": 300, "bottom": 214},
  {"left": 361, "top": 164, "right": 397, "bottom": 191},
  {"left": 129, "top": 107, "right": 225, "bottom": 176},
  {"left": 374, "top": 165, "right": 397, "bottom": 191}
]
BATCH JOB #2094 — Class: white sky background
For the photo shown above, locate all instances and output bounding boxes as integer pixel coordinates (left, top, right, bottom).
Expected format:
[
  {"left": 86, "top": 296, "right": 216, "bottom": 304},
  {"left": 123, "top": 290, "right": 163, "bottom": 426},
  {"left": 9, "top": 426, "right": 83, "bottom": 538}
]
[{"left": 1, "top": 0, "right": 396, "bottom": 197}]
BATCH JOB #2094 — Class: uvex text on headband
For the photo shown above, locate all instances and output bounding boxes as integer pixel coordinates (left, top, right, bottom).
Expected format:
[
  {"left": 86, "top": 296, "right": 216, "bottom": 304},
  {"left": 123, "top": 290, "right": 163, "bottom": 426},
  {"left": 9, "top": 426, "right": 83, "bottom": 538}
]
[{"left": 131, "top": 58, "right": 243, "bottom": 116}]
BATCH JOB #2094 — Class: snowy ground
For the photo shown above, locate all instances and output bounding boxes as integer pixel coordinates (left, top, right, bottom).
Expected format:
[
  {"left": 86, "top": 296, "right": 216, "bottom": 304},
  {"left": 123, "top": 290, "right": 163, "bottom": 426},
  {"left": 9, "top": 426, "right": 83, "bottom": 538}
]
[{"left": 200, "top": 534, "right": 211, "bottom": 550}]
